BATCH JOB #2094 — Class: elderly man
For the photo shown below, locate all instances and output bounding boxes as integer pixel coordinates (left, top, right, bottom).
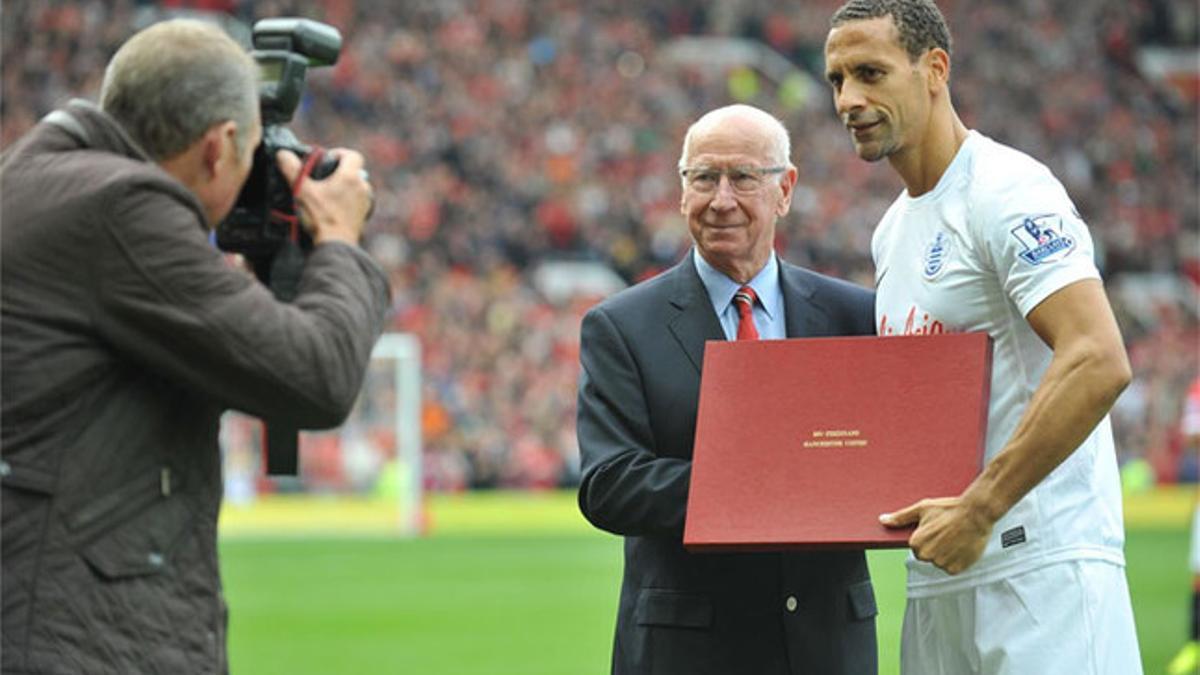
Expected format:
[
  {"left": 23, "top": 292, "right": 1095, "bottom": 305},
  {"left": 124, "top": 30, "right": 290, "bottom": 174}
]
[{"left": 576, "top": 103, "right": 878, "bottom": 675}]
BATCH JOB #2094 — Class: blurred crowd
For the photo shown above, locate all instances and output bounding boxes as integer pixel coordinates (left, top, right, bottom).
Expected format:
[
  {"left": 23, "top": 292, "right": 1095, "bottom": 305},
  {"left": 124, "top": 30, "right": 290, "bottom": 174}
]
[{"left": 3, "top": 0, "right": 1197, "bottom": 491}]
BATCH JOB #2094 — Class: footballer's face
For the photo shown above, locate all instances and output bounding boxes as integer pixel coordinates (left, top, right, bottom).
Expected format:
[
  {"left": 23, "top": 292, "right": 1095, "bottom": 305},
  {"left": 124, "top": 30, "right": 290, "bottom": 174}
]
[{"left": 824, "top": 15, "right": 934, "bottom": 163}]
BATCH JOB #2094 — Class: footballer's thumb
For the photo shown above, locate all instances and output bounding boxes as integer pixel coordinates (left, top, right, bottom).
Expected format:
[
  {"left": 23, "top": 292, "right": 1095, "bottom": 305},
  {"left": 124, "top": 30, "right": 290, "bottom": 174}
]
[{"left": 880, "top": 501, "right": 922, "bottom": 528}]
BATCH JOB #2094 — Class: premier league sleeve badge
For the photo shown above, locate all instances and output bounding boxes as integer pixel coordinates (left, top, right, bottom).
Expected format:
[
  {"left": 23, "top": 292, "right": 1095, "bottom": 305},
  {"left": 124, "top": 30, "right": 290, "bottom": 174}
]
[{"left": 1009, "top": 214, "right": 1076, "bottom": 265}]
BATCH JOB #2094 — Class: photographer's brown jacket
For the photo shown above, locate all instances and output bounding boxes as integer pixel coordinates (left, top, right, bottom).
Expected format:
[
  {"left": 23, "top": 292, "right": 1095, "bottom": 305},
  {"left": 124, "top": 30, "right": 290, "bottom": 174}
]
[{"left": 0, "top": 100, "right": 391, "bottom": 674}]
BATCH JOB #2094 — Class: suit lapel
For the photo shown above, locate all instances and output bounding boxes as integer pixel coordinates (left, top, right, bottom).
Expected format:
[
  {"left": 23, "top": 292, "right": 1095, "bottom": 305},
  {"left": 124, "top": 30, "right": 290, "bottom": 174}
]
[
  {"left": 667, "top": 258, "right": 724, "bottom": 374},
  {"left": 781, "top": 261, "right": 831, "bottom": 338},
  {"left": 665, "top": 257, "right": 836, "bottom": 369}
]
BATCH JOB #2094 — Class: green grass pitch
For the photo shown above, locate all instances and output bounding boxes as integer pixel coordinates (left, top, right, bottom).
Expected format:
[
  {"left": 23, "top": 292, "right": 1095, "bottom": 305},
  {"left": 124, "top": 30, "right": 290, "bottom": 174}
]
[{"left": 220, "top": 492, "right": 1191, "bottom": 674}]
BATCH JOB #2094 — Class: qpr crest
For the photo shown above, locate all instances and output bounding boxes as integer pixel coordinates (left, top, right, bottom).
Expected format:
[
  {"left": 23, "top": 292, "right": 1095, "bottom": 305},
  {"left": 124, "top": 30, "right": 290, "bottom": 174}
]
[
  {"left": 1010, "top": 214, "right": 1076, "bottom": 265},
  {"left": 923, "top": 230, "right": 951, "bottom": 279}
]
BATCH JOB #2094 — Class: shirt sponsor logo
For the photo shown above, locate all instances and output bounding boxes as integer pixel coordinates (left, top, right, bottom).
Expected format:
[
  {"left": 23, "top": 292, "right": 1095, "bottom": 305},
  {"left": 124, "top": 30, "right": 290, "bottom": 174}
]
[
  {"left": 923, "top": 230, "right": 951, "bottom": 279},
  {"left": 878, "top": 306, "right": 945, "bottom": 336},
  {"left": 1010, "top": 215, "right": 1075, "bottom": 265}
]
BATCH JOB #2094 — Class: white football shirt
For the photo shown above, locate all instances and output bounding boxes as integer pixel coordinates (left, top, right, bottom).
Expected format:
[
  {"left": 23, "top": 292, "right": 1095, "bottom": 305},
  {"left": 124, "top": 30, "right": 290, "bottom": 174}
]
[{"left": 872, "top": 131, "right": 1126, "bottom": 596}]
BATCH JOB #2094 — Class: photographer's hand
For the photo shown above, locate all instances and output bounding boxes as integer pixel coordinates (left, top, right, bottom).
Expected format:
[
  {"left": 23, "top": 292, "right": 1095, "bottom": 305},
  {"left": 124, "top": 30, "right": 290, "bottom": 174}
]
[{"left": 276, "top": 149, "right": 373, "bottom": 246}]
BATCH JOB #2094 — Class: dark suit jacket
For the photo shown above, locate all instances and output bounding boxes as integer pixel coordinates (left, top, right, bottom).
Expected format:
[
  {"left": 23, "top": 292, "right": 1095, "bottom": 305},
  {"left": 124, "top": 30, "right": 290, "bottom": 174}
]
[{"left": 577, "top": 255, "right": 878, "bottom": 675}]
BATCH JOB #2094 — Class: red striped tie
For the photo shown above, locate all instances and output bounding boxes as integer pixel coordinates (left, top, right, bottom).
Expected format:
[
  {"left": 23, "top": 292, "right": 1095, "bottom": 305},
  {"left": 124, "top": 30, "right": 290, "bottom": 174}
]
[{"left": 734, "top": 286, "right": 759, "bottom": 341}]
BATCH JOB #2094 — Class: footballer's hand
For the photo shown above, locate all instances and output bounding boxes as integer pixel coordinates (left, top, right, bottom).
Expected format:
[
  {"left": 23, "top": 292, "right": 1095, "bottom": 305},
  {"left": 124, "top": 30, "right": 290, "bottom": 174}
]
[
  {"left": 880, "top": 496, "right": 994, "bottom": 575},
  {"left": 276, "top": 148, "right": 373, "bottom": 246}
]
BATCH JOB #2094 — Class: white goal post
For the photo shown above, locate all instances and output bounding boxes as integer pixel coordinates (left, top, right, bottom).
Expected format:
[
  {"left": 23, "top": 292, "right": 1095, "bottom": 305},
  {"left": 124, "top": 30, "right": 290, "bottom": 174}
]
[
  {"left": 220, "top": 332, "right": 423, "bottom": 538},
  {"left": 370, "top": 332, "right": 423, "bottom": 537}
]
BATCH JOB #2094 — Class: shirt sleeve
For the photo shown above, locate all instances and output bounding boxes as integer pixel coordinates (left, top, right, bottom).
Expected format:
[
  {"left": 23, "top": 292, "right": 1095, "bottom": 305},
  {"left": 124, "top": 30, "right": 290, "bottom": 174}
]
[
  {"left": 971, "top": 163, "right": 1100, "bottom": 317},
  {"left": 575, "top": 305, "right": 690, "bottom": 538},
  {"left": 89, "top": 178, "right": 391, "bottom": 428}
]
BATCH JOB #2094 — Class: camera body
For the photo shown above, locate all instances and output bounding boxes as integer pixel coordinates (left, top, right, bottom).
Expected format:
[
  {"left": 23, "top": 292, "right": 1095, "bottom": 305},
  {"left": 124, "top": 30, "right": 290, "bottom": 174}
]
[
  {"left": 214, "top": 19, "right": 343, "bottom": 476},
  {"left": 216, "top": 18, "right": 342, "bottom": 298}
]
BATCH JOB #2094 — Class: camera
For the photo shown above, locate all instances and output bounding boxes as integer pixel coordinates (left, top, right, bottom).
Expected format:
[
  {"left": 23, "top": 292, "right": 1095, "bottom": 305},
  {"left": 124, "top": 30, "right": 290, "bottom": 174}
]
[
  {"left": 216, "top": 18, "right": 342, "bottom": 301},
  {"left": 216, "top": 18, "right": 342, "bottom": 475}
]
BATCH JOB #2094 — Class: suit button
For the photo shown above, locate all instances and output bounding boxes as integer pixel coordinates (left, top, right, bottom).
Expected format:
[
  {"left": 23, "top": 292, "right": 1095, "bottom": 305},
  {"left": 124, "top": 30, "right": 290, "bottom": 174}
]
[{"left": 785, "top": 595, "right": 798, "bottom": 612}]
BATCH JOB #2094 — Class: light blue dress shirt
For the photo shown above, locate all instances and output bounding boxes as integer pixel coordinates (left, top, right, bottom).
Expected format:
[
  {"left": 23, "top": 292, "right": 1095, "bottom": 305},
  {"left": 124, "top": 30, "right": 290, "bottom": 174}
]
[{"left": 692, "top": 248, "right": 787, "bottom": 341}]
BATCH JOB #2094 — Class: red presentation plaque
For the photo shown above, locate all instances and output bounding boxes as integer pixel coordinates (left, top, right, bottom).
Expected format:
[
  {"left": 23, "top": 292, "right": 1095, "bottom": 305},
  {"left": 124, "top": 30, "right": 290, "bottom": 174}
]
[{"left": 683, "top": 332, "right": 992, "bottom": 551}]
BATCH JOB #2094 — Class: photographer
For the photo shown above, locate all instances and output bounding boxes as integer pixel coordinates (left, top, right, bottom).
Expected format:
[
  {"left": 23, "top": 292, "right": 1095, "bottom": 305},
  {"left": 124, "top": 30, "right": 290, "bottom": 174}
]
[{"left": 0, "top": 18, "right": 388, "bottom": 674}]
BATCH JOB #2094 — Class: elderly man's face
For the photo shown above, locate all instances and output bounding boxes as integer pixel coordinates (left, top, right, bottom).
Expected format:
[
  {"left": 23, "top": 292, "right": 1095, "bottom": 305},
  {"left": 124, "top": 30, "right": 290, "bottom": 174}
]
[{"left": 679, "top": 118, "right": 796, "bottom": 283}]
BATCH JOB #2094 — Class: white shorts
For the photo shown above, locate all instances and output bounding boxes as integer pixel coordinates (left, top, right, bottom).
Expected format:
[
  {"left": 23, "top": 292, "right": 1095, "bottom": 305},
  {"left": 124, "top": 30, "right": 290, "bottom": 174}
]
[{"left": 900, "top": 559, "right": 1142, "bottom": 675}]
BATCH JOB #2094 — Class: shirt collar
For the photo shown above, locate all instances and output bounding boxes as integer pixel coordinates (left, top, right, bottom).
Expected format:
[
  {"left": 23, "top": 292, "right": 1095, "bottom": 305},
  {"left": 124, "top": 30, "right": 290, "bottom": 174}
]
[{"left": 692, "top": 248, "right": 780, "bottom": 320}]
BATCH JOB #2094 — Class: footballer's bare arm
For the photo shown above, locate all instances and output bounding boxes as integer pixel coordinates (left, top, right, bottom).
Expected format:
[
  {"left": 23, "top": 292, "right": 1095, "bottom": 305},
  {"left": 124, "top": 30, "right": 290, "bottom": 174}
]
[{"left": 882, "top": 279, "right": 1130, "bottom": 574}]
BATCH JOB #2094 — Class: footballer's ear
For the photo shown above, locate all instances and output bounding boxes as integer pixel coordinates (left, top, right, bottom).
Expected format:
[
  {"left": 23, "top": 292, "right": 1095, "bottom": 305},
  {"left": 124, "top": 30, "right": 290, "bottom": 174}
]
[{"left": 924, "top": 47, "right": 951, "bottom": 93}]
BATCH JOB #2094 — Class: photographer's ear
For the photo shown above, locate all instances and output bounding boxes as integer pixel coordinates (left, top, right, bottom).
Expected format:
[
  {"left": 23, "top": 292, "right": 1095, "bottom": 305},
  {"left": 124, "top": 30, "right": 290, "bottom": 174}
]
[{"left": 199, "top": 121, "right": 241, "bottom": 179}]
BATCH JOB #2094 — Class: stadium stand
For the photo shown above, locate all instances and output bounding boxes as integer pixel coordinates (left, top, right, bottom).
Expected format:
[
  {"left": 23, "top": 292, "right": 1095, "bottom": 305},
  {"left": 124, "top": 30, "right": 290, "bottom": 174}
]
[{"left": 3, "top": 0, "right": 1195, "bottom": 492}]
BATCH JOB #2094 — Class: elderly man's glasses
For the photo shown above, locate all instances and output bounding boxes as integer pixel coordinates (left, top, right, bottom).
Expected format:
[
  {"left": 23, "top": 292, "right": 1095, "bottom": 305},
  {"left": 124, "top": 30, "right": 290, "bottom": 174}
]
[{"left": 680, "top": 166, "right": 786, "bottom": 194}]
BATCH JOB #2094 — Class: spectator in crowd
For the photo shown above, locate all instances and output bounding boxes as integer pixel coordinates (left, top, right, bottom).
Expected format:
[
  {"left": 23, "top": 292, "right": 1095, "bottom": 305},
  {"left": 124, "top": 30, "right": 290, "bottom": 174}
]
[
  {"left": 1, "top": 0, "right": 1194, "bottom": 492},
  {"left": 1168, "top": 376, "right": 1200, "bottom": 675}
]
